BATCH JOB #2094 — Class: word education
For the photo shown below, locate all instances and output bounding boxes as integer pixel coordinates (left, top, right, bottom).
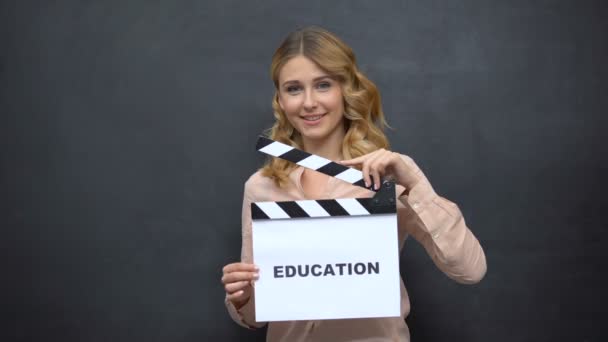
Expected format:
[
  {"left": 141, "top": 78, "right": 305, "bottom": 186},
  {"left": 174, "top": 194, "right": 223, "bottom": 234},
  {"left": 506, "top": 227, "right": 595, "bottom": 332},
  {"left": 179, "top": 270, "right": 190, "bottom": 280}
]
[{"left": 273, "top": 262, "right": 380, "bottom": 278}]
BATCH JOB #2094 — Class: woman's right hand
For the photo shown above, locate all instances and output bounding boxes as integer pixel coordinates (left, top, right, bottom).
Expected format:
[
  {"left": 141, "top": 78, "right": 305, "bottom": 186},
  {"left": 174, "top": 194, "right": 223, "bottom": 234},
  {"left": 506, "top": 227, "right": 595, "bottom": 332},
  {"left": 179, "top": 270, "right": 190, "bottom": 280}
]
[{"left": 221, "top": 262, "right": 259, "bottom": 308}]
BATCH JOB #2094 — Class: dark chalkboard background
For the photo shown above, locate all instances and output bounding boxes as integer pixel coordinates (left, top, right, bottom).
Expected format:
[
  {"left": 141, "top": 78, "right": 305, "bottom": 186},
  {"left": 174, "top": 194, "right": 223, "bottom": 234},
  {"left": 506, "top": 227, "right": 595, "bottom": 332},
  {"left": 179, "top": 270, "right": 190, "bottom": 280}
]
[{"left": 2, "top": 1, "right": 607, "bottom": 341}]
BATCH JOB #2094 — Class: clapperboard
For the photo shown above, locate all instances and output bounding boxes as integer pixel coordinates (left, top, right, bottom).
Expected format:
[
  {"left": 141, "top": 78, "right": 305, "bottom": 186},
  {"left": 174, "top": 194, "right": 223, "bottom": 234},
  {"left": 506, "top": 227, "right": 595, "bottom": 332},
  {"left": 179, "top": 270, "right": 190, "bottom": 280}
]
[{"left": 251, "top": 137, "right": 400, "bottom": 322}]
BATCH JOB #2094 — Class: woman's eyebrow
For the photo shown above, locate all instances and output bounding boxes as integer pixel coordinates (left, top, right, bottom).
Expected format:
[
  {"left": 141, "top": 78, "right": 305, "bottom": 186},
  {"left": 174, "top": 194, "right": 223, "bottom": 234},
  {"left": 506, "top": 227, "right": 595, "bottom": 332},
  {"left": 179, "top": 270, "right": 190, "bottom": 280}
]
[
  {"left": 312, "top": 75, "right": 331, "bottom": 82},
  {"left": 281, "top": 80, "right": 300, "bottom": 87},
  {"left": 281, "top": 75, "right": 331, "bottom": 87}
]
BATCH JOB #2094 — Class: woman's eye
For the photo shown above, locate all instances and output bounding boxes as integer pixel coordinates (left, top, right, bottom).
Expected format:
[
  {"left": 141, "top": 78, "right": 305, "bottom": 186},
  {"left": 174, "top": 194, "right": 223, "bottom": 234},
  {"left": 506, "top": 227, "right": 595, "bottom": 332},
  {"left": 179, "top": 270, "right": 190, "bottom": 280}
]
[
  {"left": 316, "top": 82, "right": 331, "bottom": 90},
  {"left": 286, "top": 85, "right": 302, "bottom": 94}
]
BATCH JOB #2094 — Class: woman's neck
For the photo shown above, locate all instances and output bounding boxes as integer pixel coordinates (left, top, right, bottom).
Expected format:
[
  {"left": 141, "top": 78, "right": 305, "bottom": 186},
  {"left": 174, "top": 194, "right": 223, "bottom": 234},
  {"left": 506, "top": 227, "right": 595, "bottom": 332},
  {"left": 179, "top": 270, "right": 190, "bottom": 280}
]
[{"left": 301, "top": 130, "right": 345, "bottom": 161}]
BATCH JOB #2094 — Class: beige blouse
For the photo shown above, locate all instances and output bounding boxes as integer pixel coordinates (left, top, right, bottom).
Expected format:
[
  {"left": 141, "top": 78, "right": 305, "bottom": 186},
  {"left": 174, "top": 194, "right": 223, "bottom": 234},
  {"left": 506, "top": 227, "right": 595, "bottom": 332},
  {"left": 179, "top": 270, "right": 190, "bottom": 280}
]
[{"left": 225, "top": 154, "right": 487, "bottom": 341}]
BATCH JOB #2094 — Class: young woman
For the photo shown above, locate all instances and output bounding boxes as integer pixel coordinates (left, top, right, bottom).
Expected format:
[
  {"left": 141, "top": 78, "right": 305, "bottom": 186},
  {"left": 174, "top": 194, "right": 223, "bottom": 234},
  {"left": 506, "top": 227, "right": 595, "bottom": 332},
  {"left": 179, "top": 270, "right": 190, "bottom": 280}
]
[{"left": 221, "top": 26, "right": 487, "bottom": 341}]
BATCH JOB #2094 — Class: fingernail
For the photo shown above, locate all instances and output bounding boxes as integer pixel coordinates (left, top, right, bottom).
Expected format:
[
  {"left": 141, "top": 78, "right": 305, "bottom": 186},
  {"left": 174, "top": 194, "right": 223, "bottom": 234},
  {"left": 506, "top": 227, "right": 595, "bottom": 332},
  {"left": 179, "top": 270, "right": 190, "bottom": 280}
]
[{"left": 253, "top": 273, "right": 259, "bottom": 279}]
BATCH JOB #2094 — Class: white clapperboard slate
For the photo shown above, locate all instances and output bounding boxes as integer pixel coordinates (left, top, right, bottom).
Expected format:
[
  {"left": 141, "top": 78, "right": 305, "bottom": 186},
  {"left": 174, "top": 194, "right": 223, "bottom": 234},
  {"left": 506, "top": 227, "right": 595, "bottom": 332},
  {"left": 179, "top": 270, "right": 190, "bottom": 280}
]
[{"left": 251, "top": 137, "right": 400, "bottom": 322}]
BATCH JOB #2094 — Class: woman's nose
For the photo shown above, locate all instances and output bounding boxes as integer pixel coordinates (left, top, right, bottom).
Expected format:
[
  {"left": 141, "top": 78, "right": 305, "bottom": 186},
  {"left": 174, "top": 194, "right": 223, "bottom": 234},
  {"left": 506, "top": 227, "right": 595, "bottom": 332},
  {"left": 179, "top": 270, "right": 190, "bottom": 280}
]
[{"left": 303, "top": 89, "right": 317, "bottom": 110}]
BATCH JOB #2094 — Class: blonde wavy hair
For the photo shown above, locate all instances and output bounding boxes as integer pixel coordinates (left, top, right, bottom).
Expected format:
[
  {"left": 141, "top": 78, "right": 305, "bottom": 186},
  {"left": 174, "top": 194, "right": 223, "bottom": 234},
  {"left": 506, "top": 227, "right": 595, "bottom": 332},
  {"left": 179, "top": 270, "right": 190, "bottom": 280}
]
[{"left": 261, "top": 26, "right": 390, "bottom": 187}]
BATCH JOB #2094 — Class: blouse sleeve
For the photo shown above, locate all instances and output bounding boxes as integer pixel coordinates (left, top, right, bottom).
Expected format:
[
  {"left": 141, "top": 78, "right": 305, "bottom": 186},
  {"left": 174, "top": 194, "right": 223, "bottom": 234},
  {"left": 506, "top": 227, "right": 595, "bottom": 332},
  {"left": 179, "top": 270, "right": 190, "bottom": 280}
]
[
  {"left": 396, "top": 154, "right": 487, "bottom": 284},
  {"left": 225, "top": 179, "right": 267, "bottom": 329}
]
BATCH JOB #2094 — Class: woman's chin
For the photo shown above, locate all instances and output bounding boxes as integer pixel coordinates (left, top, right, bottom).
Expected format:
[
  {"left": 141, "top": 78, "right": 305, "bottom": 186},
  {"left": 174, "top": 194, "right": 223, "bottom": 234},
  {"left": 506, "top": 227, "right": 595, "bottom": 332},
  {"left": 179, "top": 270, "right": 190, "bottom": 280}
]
[{"left": 298, "top": 129, "right": 326, "bottom": 141}]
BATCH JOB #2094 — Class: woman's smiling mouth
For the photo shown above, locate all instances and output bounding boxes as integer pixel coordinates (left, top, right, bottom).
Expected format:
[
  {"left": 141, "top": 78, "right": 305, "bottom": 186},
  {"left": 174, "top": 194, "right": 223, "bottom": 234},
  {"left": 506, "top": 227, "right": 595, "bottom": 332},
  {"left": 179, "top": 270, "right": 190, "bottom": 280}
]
[{"left": 301, "top": 113, "right": 326, "bottom": 123}]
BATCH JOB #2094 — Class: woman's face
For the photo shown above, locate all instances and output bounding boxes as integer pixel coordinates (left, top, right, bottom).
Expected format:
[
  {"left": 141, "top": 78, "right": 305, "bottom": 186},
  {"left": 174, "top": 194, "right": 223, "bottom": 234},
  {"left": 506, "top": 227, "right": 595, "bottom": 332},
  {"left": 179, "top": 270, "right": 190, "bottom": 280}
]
[{"left": 277, "top": 55, "right": 345, "bottom": 146}]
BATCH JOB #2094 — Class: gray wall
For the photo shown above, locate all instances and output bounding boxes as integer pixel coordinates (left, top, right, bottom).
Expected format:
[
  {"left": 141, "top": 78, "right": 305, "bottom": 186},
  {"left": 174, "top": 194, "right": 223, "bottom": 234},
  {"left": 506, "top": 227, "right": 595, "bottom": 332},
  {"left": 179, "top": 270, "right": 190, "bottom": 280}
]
[{"left": 2, "top": 1, "right": 606, "bottom": 341}]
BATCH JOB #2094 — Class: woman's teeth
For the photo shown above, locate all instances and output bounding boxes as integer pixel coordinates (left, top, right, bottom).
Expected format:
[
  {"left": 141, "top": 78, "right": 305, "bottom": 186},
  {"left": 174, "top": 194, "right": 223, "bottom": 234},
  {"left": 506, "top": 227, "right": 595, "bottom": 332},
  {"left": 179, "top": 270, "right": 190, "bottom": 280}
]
[{"left": 303, "top": 115, "right": 324, "bottom": 121}]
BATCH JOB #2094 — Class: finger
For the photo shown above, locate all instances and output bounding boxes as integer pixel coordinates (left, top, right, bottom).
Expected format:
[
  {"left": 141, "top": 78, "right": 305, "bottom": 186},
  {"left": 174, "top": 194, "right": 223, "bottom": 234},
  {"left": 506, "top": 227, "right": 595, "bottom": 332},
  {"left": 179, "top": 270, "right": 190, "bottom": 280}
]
[
  {"left": 221, "top": 271, "right": 259, "bottom": 284},
  {"left": 225, "top": 280, "right": 251, "bottom": 294},
  {"left": 339, "top": 155, "right": 366, "bottom": 166},
  {"left": 222, "top": 271, "right": 259, "bottom": 284},
  {"left": 342, "top": 151, "right": 385, "bottom": 189},
  {"left": 366, "top": 151, "right": 388, "bottom": 190},
  {"left": 377, "top": 150, "right": 397, "bottom": 178},
  {"left": 226, "top": 290, "right": 246, "bottom": 301},
  {"left": 375, "top": 151, "right": 394, "bottom": 174},
  {"left": 371, "top": 166, "right": 382, "bottom": 190},
  {"left": 361, "top": 158, "right": 372, "bottom": 188},
  {"left": 363, "top": 151, "right": 386, "bottom": 189},
  {"left": 223, "top": 263, "right": 259, "bottom": 274}
]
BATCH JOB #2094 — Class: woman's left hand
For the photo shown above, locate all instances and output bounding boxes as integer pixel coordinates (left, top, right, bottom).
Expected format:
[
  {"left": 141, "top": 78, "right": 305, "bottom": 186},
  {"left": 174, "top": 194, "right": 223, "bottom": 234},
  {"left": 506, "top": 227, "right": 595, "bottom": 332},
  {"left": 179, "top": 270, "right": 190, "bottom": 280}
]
[{"left": 340, "top": 149, "right": 419, "bottom": 191}]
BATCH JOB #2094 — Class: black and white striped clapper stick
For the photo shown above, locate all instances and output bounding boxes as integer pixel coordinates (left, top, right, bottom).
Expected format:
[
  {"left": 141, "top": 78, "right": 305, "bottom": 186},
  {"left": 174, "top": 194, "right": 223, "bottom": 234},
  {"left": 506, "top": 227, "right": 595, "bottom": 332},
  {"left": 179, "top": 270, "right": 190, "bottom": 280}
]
[
  {"left": 252, "top": 136, "right": 396, "bottom": 220},
  {"left": 256, "top": 136, "right": 371, "bottom": 190}
]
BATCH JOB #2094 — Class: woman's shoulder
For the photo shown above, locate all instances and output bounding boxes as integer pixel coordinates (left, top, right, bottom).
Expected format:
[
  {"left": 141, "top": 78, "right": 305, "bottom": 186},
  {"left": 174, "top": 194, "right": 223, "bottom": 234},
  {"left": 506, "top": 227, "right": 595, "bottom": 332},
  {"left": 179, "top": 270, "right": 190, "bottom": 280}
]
[
  {"left": 244, "top": 169, "right": 275, "bottom": 189},
  {"left": 243, "top": 168, "right": 297, "bottom": 202},
  {"left": 243, "top": 169, "right": 281, "bottom": 198}
]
